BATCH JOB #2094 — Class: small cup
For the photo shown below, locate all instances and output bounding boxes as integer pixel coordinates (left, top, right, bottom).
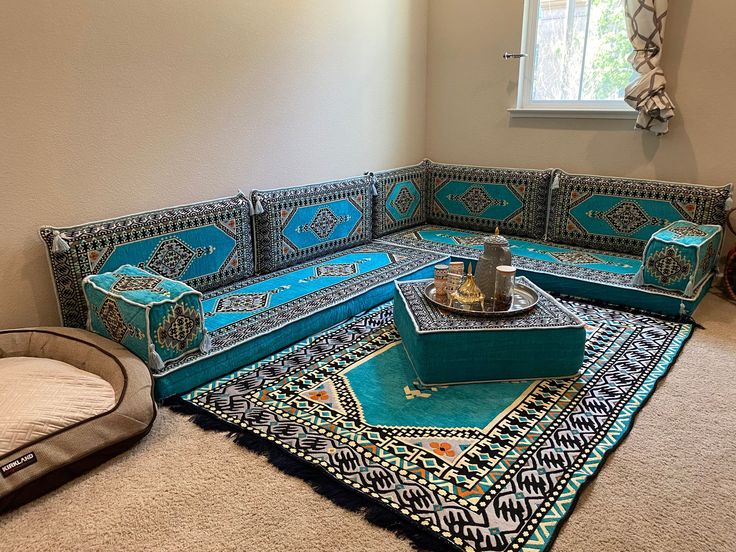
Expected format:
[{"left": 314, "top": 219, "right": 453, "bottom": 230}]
[
  {"left": 493, "top": 265, "right": 516, "bottom": 311},
  {"left": 448, "top": 261, "right": 465, "bottom": 275},
  {"left": 434, "top": 279, "right": 447, "bottom": 297},
  {"left": 434, "top": 264, "right": 449, "bottom": 280},
  {"left": 446, "top": 271, "right": 464, "bottom": 298}
]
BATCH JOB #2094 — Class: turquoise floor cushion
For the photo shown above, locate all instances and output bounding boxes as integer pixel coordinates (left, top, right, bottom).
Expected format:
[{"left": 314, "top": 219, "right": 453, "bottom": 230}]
[
  {"left": 153, "top": 242, "right": 448, "bottom": 398},
  {"left": 394, "top": 278, "right": 586, "bottom": 385},
  {"left": 379, "top": 225, "right": 711, "bottom": 317},
  {"left": 83, "top": 265, "right": 208, "bottom": 371},
  {"left": 639, "top": 220, "right": 722, "bottom": 296}
]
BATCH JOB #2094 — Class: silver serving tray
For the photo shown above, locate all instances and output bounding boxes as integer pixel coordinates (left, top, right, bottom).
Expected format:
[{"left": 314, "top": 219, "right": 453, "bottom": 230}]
[{"left": 423, "top": 281, "right": 539, "bottom": 318}]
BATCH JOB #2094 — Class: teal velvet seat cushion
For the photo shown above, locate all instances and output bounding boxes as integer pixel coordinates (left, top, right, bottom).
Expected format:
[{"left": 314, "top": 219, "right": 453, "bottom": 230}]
[
  {"left": 426, "top": 162, "right": 553, "bottom": 239},
  {"left": 40, "top": 193, "right": 253, "bottom": 328},
  {"left": 394, "top": 278, "right": 586, "bottom": 385},
  {"left": 639, "top": 220, "right": 723, "bottom": 296},
  {"left": 371, "top": 162, "right": 428, "bottom": 238},
  {"left": 252, "top": 176, "right": 373, "bottom": 273},
  {"left": 153, "top": 242, "right": 448, "bottom": 398},
  {"left": 378, "top": 225, "right": 711, "bottom": 317},
  {"left": 83, "top": 265, "right": 208, "bottom": 371},
  {"left": 547, "top": 171, "right": 732, "bottom": 255}
]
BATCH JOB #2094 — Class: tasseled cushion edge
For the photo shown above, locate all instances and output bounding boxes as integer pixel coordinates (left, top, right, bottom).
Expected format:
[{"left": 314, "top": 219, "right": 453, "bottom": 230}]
[{"left": 51, "top": 230, "right": 70, "bottom": 253}]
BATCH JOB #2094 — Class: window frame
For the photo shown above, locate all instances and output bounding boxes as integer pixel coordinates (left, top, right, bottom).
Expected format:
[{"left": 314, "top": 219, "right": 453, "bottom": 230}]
[{"left": 510, "top": 0, "right": 637, "bottom": 119}]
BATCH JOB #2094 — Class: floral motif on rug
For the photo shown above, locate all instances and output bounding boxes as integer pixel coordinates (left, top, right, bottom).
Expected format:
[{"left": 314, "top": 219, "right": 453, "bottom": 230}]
[{"left": 180, "top": 301, "right": 691, "bottom": 552}]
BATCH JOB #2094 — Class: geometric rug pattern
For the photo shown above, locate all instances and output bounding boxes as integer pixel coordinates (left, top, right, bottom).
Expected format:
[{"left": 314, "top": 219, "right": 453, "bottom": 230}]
[{"left": 180, "top": 301, "right": 692, "bottom": 551}]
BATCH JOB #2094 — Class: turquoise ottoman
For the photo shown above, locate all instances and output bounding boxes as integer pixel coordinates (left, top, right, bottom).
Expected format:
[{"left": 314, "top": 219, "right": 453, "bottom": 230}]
[
  {"left": 83, "top": 264, "right": 209, "bottom": 373},
  {"left": 638, "top": 220, "right": 723, "bottom": 296},
  {"left": 393, "top": 278, "right": 586, "bottom": 385}
]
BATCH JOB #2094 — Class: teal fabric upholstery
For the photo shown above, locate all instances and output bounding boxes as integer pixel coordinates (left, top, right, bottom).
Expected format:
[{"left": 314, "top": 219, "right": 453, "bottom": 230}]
[
  {"left": 372, "top": 162, "right": 428, "bottom": 238},
  {"left": 547, "top": 171, "right": 732, "bottom": 255},
  {"left": 40, "top": 193, "right": 253, "bottom": 328},
  {"left": 427, "top": 162, "right": 553, "bottom": 238},
  {"left": 394, "top": 278, "right": 586, "bottom": 384},
  {"left": 153, "top": 243, "right": 448, "bottom": 398},
  {"left": 379, "top": 225, "right": 710, "bottom": 317},
  {"left": 83, "top": 265, "right": 207, "bottom": 370},
  {"left": 640, "top": 221, "right": 723, "bottom": 296},
  {"left": 252, "top": 176, "right": 372, "bottom": 273}
]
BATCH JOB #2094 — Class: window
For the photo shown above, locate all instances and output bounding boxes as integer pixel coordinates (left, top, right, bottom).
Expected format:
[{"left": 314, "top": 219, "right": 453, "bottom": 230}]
[{"left": 512, "top": 0, "right": 637, "bottom": 117}]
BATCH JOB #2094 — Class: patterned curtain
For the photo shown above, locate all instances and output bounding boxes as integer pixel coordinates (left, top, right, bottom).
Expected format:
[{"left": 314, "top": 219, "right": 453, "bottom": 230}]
[{"left": 624, "top": 0, "right": 674, "bottom": 135}]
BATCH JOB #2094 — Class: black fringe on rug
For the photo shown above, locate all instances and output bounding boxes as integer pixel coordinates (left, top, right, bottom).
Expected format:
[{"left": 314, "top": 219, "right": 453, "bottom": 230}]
[
  {"left": 163, "top": 396, "right": 459, "bottom": 552},
  {"left": 163, "top": 313, "right": 696, "bottom": 552}
]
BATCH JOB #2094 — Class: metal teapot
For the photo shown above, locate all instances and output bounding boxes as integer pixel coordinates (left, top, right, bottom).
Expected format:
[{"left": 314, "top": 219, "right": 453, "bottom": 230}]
[{"left": 474, "top": 227, "right": 512, "bottom": 299}]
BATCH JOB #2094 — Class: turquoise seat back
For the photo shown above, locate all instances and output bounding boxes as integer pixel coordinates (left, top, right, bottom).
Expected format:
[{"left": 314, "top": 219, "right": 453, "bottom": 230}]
[
  {"left": 252, "top": 176, "right": 372, "bottom": 273},
  {"left": 41, "top": 193, "right": 253, "bottom": 328},
  {"left": 426, "top": 163, "right": 553, "bottom": 239},
  {"left": 547, "top": 171, "right": 732, "bottom": 255},
  {"left": 372, "top": 162, "right": 428, "bottom": 238}
]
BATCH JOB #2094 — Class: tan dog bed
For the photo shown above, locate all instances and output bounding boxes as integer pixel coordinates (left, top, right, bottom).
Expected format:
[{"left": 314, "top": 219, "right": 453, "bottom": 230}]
[{"left": 0, "top": 328, "right": 156, "bottom": 512}]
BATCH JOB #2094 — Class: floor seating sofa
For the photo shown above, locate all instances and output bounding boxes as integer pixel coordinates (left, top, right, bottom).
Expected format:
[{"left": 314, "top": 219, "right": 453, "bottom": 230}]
[{"left": 40, "top": 160, "right": 732, "bottom": 399}]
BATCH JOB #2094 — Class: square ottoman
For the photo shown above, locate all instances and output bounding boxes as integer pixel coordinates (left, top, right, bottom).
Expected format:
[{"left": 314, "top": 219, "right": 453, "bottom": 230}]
[
  {"left": 83, "top": 264, "right": 209, "bottom": 373},
  {"left": 639, "top": 220, "right": 723, "bottom": 296},
  {"left": 393, "top": 277, "right": 586, "bottom": 385}
]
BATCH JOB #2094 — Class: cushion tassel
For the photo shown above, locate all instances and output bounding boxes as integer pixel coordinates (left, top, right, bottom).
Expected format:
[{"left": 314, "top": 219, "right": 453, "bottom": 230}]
[
  {"left": 684, "top": 279, "right": 695, "bottom": 297},
  {"left": 51, "top": 230, "right": 71, "bottom": 253},
  {"left": 240, "top": 190, "right": 254, "bottom": 215},
  {"left": 148, "top": 343, "right": 165, "bottom": 373},
  {"left": 631, "top": 268, "right": 644, "bottom": 286},
  {"left": 253, "top": 194, "right": 264, "bottom": 215},
  {"left": 199, "top": 331, "right": 212, "bottom": 354},
  {"left": 551, "top": 173, "right": 560, "bottom": 191},
  {"left": 725, "top": 193, "right": 733, "bottom": 211},
  {"left": 371, "top": 173, "right": 378, "bottom": 196}
]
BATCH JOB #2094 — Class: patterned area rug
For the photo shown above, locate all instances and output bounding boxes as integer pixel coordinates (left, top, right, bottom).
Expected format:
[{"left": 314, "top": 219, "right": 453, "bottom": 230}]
[{"left": 175, "top": 300, "right": 692, "bottom": 552}]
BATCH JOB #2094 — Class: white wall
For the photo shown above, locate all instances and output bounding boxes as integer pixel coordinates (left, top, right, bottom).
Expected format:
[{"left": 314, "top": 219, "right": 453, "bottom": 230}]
[
  {"left": 426, "top": 0, "right": 735, "bottom": 184},
  {"left": 1, "top": 0, "right": 429, "bottom": 327}
]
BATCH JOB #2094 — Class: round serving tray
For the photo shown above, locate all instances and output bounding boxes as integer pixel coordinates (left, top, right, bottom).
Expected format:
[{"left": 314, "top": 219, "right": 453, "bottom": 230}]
[{"left": 423, "top": 281, "right": 539, "bottom": 318}]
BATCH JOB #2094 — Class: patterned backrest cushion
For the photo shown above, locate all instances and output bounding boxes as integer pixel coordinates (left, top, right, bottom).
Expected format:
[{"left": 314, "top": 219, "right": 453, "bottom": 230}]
[
  {"left": 372, "top": 162, "right": 428, "bottom": 238},
  {"left": 547, "top": 171, "right": 733, "bottom": 255},
  {"left": 252, "top": 176, "right": 372, "bottom": 273},
  {"left": 426, "top": 162, "right": 553, "bottom": 239},
  {"left": 41, "top": 193, "right": 253, "bottom": 328}
]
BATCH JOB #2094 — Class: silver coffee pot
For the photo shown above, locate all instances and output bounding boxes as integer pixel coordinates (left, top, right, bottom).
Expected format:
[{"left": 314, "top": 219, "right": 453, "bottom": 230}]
[{"left": 475, "top": 228, "right": 512, "bottom": 299}]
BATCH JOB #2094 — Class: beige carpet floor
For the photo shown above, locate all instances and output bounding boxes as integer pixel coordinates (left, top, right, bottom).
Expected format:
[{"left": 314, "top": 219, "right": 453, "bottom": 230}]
[{"left": 2, "top": 293, "right": 735, "bottom": 552}]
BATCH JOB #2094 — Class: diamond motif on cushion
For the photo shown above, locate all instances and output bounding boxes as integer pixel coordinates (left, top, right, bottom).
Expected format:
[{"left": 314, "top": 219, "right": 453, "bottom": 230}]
[
  {"left": 670, "top": 225, "right": 708, "bottom": 238},
  {"left": 111, "top": 275, "right": 162, "bottom": 292},
  {"left": 646, "top": 246, "right": 692, "bottom": 284},
  {"left": 316, "top": 263, "right": 358, "bottom": 277},
  {"left": 156, "top": 303, "right": 201, "bottom": 352},
  {"left": 148, "top": 237, "right": 195, "bottom": 279},
  {"left": 215, "top": 293, "right": 270, "bottom": 313},
  {"left": 549, "top": 251, "right": 603, "bottom": 265},
  {"left": 452, "top": 235, "right": 486, "bottom": 246},
  {"left": 459, "top": 186, "right": 495, "bottom": 214},
  {"left": 391, "top": 187, "right": 415, "bottom": 215},
  {"left": 601, "top": 201, "right": 651, "bottom": 234},
  {"left": 309, "top": 208, "right": 340, "bottom": 239},
  {"left": 98, "top": 298, "right": 129, "bottom": 342}
]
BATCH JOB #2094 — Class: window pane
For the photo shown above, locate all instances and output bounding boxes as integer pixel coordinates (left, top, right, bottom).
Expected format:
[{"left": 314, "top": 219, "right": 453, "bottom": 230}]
[
  {"left": 580, "top": 0, "right": 636, "bottom": 100},
  {"left": 530, "top": 0, "right": 634, "bottom": 103}
]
